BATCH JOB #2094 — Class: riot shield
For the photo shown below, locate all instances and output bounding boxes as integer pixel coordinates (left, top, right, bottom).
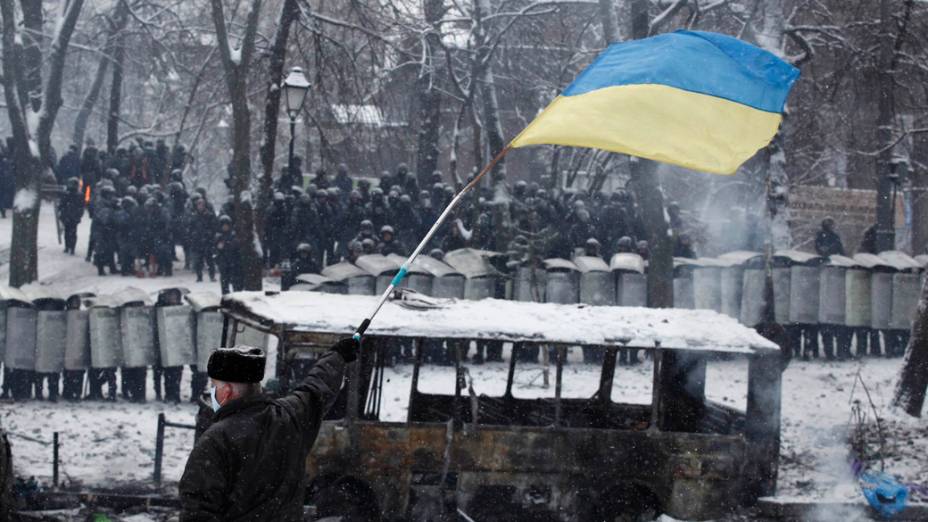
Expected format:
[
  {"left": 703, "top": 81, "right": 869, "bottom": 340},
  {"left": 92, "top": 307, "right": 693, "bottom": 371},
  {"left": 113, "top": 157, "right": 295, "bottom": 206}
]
[
  {"left": 64, "top": 309, "right": 91, "bottom": 370},
  {"left": 89, "top": 307, "right": 122, "bottom": 368},
  {"left": 789, "top": 266, "right": 820, "bottom": 324},
  {"left": 35, "top": 310, "right": 67, "bottom": 373},
  {"left": 156, "top": 306, "right": 196, "bottom": 367},
  {"left": 121, "top": 306, "right": 157, "bottom": 368}
]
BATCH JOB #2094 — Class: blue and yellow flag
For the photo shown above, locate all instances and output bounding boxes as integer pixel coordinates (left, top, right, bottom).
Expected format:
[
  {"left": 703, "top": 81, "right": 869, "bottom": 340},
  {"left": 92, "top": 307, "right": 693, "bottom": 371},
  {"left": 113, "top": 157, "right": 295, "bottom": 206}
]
[{"left": 510, "top": 30, "right": 800, "bottom": 175}]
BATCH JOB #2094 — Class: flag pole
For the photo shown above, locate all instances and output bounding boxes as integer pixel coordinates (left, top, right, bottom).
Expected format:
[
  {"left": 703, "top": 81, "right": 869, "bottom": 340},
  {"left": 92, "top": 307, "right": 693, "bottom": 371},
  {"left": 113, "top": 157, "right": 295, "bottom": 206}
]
[{"left": 353, "top": 145, "right": 513, "bottom": 340}]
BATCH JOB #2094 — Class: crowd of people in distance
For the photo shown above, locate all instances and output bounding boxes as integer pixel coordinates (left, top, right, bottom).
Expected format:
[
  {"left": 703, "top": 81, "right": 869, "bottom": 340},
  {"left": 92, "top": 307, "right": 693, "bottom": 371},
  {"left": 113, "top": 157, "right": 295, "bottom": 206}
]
[{"left": 44, "top": 142, "right": 697, "bottom": 296}]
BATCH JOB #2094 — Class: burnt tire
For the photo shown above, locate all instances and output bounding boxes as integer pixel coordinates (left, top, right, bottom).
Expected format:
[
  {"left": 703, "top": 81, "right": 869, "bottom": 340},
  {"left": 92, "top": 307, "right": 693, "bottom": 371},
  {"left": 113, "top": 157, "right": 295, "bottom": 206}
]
[
  {"left": 313, "top": 475, "right": 381, "bottom": 522},
  {"left": 588, "top": 483, "right": 661, "bottom": 522}
]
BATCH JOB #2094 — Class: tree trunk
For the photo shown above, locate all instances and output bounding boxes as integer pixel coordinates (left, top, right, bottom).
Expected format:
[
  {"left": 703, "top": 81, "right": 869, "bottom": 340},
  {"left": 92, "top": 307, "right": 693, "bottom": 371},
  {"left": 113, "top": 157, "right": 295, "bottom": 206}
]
[
  {"left": 256, "top": 0, "right": 300, "bottom": 244},
  {"left": 19, "top": 0, "right": 43, "bottom": 113},
  {"left": 210, "top": 0, "right": 265, "bottom": 291},
  {"left": 73, "top": 0, "right": 128, "bottom": 151},
  {"left": 626, "top": 0, "right": 673, "bottom": 309},
  {"left": 474, "top": 0, "right": 507, "bottom": 188},
  {"left": 414, "top": 0, "right": 444, "bottom": 188},
  {"left": 893, "top": 276, "right": 928, "bottom": 416},
  {"left": 874, "top": 0, "right": 896, "bottom": 251},
  {"left": 2, "top": 0, "right": 84, "bottom": 287},
  {"left": 106, "top": 1, "right": 128, "bottom": 155},
  {"left": 72, "top": 55, "right": 110, "bottom": 151},
  {"left": 597, "top": 0, "right": 621, "bottom": 43}
]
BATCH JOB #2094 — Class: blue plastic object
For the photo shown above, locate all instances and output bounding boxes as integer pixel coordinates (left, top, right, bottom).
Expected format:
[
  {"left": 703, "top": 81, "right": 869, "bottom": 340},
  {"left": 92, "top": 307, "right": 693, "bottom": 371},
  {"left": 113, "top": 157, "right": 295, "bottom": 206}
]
[
  {"left": 391, "top": 265, "right": 409, "bottom": 287},
  {"left": 860, "top": 470, "right": 908, "bottom": 518}
]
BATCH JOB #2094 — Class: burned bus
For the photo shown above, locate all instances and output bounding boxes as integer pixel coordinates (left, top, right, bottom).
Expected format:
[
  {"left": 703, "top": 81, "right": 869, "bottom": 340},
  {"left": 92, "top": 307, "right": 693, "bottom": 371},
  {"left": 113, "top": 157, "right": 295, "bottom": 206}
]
[{"left": 219, "top": 290, "right": 782, "bottom": 521}]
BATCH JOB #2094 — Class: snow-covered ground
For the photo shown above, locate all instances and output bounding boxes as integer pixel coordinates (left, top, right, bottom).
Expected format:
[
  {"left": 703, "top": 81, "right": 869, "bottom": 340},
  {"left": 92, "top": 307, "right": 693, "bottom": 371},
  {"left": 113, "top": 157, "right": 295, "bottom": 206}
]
[{"left": 1, "top": 203, "right": 926, "bottom": 509}]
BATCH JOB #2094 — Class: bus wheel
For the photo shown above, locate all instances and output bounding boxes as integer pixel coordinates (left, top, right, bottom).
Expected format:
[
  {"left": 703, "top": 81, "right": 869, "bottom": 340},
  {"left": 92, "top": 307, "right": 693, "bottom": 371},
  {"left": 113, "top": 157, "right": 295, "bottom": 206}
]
[
  {"left": 314, "top": 475, "right": 381, "bottom": 522},
  {"left": 590, "top": 483, "right": 661, "bottom": 522}
]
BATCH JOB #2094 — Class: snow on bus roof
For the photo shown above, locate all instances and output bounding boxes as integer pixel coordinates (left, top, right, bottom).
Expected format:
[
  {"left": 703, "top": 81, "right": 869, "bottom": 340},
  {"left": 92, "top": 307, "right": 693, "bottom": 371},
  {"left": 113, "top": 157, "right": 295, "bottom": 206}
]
[{"left": 221, "top": 291, "right": 779, "bottom": 355}]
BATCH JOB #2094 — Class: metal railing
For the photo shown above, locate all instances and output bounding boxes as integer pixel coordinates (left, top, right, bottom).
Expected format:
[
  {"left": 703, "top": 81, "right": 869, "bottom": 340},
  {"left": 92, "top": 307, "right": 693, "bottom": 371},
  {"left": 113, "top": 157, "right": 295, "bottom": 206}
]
[{"left": 153, "top": 413, "right": 195, "bottom": 486}]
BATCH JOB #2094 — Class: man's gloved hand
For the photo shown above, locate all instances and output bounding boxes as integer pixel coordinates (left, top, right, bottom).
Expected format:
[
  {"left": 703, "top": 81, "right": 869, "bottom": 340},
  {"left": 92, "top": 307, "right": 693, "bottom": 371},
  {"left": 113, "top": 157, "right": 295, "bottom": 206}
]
[{"left": 331, "top": 337, "right": 359, "bottom": 363}]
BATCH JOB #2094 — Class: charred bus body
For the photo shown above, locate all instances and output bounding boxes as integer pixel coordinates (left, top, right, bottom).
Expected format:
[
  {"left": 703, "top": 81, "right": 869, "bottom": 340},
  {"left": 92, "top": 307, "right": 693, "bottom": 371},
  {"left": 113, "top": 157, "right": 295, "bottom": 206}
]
[{"left": 219, "top": 291, "right": 782, "bottom": 521}]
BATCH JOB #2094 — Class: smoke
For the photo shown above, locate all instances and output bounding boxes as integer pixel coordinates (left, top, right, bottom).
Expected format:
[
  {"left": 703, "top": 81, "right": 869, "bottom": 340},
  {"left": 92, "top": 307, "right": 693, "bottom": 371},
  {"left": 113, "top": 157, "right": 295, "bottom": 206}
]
[{"left": 657, "top": 163, "right": 767, "bottom": 256}]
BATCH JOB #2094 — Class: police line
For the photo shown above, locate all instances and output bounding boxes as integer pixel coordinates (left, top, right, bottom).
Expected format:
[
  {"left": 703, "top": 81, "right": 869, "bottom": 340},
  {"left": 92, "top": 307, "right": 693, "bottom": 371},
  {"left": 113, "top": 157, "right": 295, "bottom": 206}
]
[
  {"left": 1, "top": 250, "right": 925, "bottom": 374},
  {"left": 0, "top": 287, "right": 225, "bottom": 380},
  {"left": 293, "top": 248, "right": 926, "bottom": 341}
]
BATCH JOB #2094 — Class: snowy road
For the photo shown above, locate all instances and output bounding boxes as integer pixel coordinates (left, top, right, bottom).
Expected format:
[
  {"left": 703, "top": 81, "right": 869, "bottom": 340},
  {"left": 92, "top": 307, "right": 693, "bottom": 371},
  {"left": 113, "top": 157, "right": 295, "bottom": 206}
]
[{"left": 1, "top": 203, "right": 926, "bottom": 507}]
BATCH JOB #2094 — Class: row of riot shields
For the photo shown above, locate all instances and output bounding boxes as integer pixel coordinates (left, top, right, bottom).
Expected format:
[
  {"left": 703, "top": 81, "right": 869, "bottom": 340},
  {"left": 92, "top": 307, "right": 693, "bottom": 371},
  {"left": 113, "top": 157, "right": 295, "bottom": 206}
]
[
  {"left": 301, "top": 250, "right": 479, "bottom": 300},
  {"left": 281, "top": 245, "right": 926, "bottom": 335},
  {"left": 1, "top": 286, "right": 225, "bottom": 374},
  {"left": 668, "top": 250, "right": 926, "bottom": 334}
]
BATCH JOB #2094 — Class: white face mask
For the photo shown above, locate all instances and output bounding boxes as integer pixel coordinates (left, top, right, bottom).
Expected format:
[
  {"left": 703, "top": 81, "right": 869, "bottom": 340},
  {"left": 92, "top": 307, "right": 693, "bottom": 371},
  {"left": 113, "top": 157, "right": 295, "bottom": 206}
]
[{"left": 210, "top": 386, "right": 221, "bottom": 412}]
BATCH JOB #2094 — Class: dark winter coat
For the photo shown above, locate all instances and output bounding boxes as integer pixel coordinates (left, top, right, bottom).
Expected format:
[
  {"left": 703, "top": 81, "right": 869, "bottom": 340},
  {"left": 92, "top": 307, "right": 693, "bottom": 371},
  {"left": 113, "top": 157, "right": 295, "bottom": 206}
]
[
  {"left": 215, "top": 229, "right": 242, "bottom": 273},
  {"left": 187, "top": 209, "right": 218, "bottom": 255},
  {"left": 334, "top": 173, "right": 353, "bottom": 198},
  {"left": 113, "top": 203, "right": 139, "bottom": 257},
  {"left": 59, "top": 189, "right": 85, "bottom": 225},
  {"left": 56, "top": 151, "right": 81, "bottom": 184},
  {"left": 142, "top": 205, "right": 173, "bottom": 259},
  {"left": 857, "top": 225, "right": 877, "bottom": 255},
  {"left": 814, "top": 229, "right": 845, "bottom": 258},
  {"left": 378, "top": 237, "right": 406, "bottom": 257},
  {"left": 178, "top": 351, "right": 346, "bottom": 522},
  {"left": 93, "top": 199, "right": 118, "bottom": 259},
  {"left": 80, "top": 147, "right": 102, "bottom": 188},
  {"left": 265, "top": 201, "right": 289, "bottom": 247}
]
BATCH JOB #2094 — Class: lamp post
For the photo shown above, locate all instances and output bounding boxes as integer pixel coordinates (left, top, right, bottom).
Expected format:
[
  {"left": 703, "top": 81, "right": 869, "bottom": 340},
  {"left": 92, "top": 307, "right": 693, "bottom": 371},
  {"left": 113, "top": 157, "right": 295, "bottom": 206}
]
[{"left": 282, "top": 67, "right": 310, "bottom": 188}]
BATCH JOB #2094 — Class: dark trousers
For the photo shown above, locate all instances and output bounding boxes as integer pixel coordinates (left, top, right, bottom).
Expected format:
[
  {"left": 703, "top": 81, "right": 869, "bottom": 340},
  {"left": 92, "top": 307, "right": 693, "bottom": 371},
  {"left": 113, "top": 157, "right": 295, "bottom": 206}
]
[
  {"left": 64, "top": 222, "right": 78, "bottom": 254},
  {"left": 86, "top": 222, "right": 96, "bottom": 261},
  {"left": 88, "top": 368, "right": 117, "bottom": 399},
  {"left": 1, "top": 366, "right": 12, "bottom": 398},
  {"left": 851, "top": 327, "right": 869, "bottom": 357},
  {"left": 870, "top": 330, "right": 883, "bottom": 356},
  {"left": 424, "top": 339, "right": 452, "bottom": 366},
  {"left": 582, "top": 346, "right": 604, "bottom": 364},
  {"left": 801, "top": 325, "right": 820, "bottom": 358},
  {"left": 153, "top": 365, "right": 164, "bottom": 400},
  {"left": 119, "top": 248, "right": 135, "bottom": 276},
  {"left": 515, "top": 345, "right": 540, "bottom": 363},
  {"left": 62, "top": 370, "right": 84, "bottom": 400},
  {"left": 163, "top": 366, "right": 183, "bottom": 402},
  {"left": 820, "top": 325, "right": 837, "bottom": 359},
  {"left": 191, "top": 251, "right": 216, "bottom": 281},
  {"left": 191, "top": 366, "right": 208, "bottom": 403},
  {"left": 123, "top": 367, "right": 147, "bottom": 402},
  {"left": 886, "top": 331, "right": 909, "bottom": 356},
  {"left": 10, "top": 369, "right": 34, "bottom": 399},
  {"left": 619, "top": 348, "right": 639, "bottom": 365},
  {"left": 784, "top": 325, "right": 801, "bottom": 360},
  {"left": 266, "top": 240, "right": 283, "bottom": 268},
  {"left": 33, "top": 372, "right": 60, "bottom": 401},
  {"left": 219, "top": 269, "right": 242, "bottom": 295}
]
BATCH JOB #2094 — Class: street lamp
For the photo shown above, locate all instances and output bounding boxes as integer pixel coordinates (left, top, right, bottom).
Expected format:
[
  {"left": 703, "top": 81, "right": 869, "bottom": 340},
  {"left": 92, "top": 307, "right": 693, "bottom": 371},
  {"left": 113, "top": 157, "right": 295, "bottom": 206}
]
[
  {"left": 282, "top": 66, "right": 310, "bottom": 185},
  {"left": 888, "top": 157, "right": 908, "bottom": 241}
]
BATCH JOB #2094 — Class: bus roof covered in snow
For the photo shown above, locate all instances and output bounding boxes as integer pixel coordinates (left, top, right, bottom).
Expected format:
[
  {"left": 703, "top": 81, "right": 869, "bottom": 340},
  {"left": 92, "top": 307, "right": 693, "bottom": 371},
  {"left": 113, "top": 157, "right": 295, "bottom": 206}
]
[{"left": 220, "top": 291, "right": 779, "bottom": 354}]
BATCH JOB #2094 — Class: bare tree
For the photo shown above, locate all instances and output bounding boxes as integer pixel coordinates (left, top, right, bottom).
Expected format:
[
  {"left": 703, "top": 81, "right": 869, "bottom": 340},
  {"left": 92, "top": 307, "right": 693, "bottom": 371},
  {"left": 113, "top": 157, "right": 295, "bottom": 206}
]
[
  {"left": 1, "top": 0, "right": 85, "bottom": 287},
  {"left": 413, "top": 0, "right": 444, "bottom": 189},
  {"left": 106, "top": 0, "right": 130, "bottom": 154},
  {"left": 210, "top": 0, "right": 265, "bottom": 290},
  {"left": 72, "top": 1, "right": 129, "bottom": 151},
  {"left": 894, "top": 277, "right": 928, "bottom": 416},
  {"left": 257, "top": 0, "right": 301, "bottom": 243}
]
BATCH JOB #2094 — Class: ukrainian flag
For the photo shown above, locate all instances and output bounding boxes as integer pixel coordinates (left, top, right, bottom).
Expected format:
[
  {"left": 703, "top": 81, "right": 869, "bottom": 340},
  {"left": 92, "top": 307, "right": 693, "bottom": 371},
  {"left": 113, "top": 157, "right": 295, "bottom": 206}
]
[{"left": 511, "top": 30, "right": 800, "bottom": 175}]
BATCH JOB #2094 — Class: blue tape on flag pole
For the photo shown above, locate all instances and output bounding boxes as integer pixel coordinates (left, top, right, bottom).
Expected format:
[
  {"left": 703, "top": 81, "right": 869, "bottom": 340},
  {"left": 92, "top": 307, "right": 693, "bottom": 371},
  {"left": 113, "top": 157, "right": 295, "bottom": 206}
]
[{"left": 391, "top": 265, "right": 409, "bottom": 287}]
